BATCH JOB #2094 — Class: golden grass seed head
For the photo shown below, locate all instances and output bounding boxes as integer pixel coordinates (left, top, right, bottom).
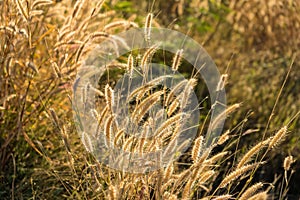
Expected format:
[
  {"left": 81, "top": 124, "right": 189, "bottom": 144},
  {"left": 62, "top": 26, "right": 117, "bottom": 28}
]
[
  {"left": 141, "top": 43, "right": 160, "bottom": 71},
  {"left": 217, "top": 130, "right": 230, "bottom": 145},
  {"left": 269, "top": 126, "right": 287, "bottom": 148},
  {"left": 96, "top": 106, "right": 108, "bottom": 136},
  {"left": 205, "top": 151, "right": 228, "bottom": 165},
  {"left": 239, "top": 182, "right": 263, "bottom": 200},
  {"left": 283, "top": 155, "right": 295, "bottom": 171},
  {"left": 31, "top": 0, "right": 53, "bottom": 9},
  {"left": 248, "top": 191, "right": 268, "bottom": 200},
  {"left": 198, "top": 170, "right": 215, "bottom": 184},
  {"left": 182, "top": 179, "right": 192, "bottom": 199},
  {"left": 144, "top": 13, "right": 153, "bottom": 41},
  {"left": 164, "top": 163, "right": 174, "bottom": 181},
  {"left": 114, "top": 129, "right": 125, "bottom": 146},
  {"left": 237, "top": 139, "right": 270, "bottom": 169},
  {"left": 192, "top": 136, "right": 204, "bottom": 162},
  {"left": 220, "top": 163, "right": 258, "bottom": 188},
  {"left": 81, "top": 131, "right": 93, "bottom": 152},
  {"left": 123, "top": 136, "right": 135, "bottom": 151},
  {"left": 104, "top": 21, "right": 138, "bottom": 31},
  {"left": 210, "top": 103, "right": 240, "bottom": 132},
  {"left": 15, "top": 0, "right": 29, "bottom": 21},
  {"left": 212, "top": 194, "right": 232, "bottom": 200},
  {"left": 105, "top": 84, "right": 114, "bottom": 110},
  {"left": 108, "top": 185, "right": 117, "bottom": 200},
  {"left": 172, "top": 49, "right": 183, "bottom": 71},
  {"left": 72, "top": 0, "right": 84, "bottom": 19},
  {"left": 216, "top": 74, "right": 228, "bottom": 91},
  {"left": 104, "top": 114, "right": 115, "bottom": 147},
  {"left": 131, "top": 91, "right": 163, "bottom": 124},
  {"left": 127, "top": 54, "right": 134, "bottom": 75},
  {"left": 90, "top": 109, "right": 99, "bottom": 120},
  {"left": 167, "top": 99, "right": 180, "bottom": 117}
]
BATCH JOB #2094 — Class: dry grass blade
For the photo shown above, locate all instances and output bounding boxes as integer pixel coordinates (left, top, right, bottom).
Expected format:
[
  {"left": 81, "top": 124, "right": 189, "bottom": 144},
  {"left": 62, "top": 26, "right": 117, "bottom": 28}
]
[
  {"left": 72, "top": 0, "right": 84, "bottom": 19},
  {"left": 15, "top": 0, "right": 29, "bottom": 21},
  {"left": 31, "top": 0, "right": 53, "bottom": 9},
  {"left": 49, "top": 108, "right": 60, "bottom": 129}
]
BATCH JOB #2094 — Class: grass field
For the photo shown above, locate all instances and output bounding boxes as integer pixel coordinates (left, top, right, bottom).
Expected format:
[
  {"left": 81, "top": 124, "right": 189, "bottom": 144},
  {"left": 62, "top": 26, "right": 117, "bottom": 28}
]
[{"left": 0, "top": 0, "right": 299, "bottom": 199}]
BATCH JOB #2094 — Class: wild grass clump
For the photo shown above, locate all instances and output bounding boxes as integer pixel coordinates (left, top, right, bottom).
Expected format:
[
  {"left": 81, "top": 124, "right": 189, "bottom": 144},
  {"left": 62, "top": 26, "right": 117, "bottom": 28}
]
[{"left": 0, "top": 0, "right": 298, "bottom": 199}]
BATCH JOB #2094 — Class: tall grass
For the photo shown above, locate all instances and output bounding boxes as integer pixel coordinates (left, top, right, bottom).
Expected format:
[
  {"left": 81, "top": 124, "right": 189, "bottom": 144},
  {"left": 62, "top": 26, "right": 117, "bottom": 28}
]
[{"left": 0, "top": 0, "right": 298, "bottom": 199}]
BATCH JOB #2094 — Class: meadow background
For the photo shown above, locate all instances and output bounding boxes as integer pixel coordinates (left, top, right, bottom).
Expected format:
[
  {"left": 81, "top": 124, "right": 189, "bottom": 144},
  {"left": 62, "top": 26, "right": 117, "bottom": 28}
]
[{"left": 0, "top": 0, "right": 299, "bottom": 199}]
